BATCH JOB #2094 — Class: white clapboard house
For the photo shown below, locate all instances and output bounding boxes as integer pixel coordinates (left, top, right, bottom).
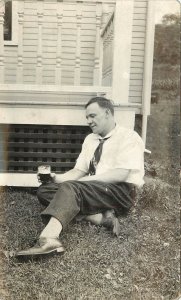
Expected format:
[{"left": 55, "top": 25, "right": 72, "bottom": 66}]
[{"left": 0, "top": 0, "right": 155, "bottom": 186}]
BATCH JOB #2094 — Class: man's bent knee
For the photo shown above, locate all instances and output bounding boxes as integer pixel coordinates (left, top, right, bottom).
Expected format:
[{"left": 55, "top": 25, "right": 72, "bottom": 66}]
[{"left": 37, "top": 183, "right": 59, "bottom": 206}]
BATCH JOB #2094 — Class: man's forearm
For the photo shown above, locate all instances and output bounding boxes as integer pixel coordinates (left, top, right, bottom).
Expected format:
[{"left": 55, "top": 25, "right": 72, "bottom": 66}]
[
  {"left": 79, "top": 169, "right": 130, "bottom": 183},
  {"left": 54, "top": 168, "right": 86, "bottom": 184}
]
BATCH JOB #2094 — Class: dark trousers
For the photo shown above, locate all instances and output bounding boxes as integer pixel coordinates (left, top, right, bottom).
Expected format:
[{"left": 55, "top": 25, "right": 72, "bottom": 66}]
[{"left": 37, "top": 180, "right": 135, "bottom": 229}]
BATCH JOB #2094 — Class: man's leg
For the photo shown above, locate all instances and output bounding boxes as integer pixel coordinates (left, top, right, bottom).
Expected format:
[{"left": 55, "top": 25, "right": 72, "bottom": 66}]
[
  {"left": 39, "top": 180, "right": 134, "bottom": 240},
  {"left": 15, "top": 181, "right": 81, "bottom": 256},
  {"left": 40, "top": 180, "right": 134, "bottom": 228},
  {"left": 37, "top": 182, "right": 59, "bottom": 206},
  {"left": 15, "top": 182, "right": 65, "bottom": 257},
  {"left": 78, "top": 183, "right": 135, "bottom": 225},
  {"left": 15, "top": 180, "right": 134, "bottom": 256}
]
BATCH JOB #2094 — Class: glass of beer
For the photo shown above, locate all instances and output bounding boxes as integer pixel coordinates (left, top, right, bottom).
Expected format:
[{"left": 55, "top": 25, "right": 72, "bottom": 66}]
[{"left": 37, "top": 165, "right": 52, "bottom": 183}]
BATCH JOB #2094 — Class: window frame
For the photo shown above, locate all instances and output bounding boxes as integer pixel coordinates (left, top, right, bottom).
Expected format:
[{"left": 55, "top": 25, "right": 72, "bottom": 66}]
[{"left": 4, "top": 0, "right": 18, "bottom": 46}]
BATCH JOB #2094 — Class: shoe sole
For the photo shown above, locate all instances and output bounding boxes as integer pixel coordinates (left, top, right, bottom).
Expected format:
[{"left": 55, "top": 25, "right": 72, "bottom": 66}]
[{"left": 15, "top": 246, "right": 65, "bottom": 257}]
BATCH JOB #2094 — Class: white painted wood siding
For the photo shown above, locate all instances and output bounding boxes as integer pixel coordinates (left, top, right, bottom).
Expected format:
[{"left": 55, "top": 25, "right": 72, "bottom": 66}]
[
  {"left": 3, "top": 0, "right": 149, "bottom": 104},
  {"left": 4, "top": 1, "right": 107, "bottom": 85},
  {"left": 129, "top": 0, "right": 147, "bottom": 104}
]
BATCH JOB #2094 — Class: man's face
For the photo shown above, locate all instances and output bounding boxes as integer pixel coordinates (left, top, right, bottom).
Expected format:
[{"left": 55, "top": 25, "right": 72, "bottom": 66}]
[{"left": 86, "top": 102, "right": 109, "bottom": 137}]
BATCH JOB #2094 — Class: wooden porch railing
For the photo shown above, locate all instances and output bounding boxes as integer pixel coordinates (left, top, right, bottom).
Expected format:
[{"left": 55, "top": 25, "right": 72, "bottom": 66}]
[
  {"left": 0, "top": 0, "right": 105, "bottom": 87},
  {"left": 0, "top": 0, "right": 151, "bottom": 112}
]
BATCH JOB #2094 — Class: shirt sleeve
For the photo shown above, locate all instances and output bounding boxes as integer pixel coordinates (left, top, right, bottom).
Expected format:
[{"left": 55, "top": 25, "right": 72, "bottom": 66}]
[{"left": 115, "top": 132, "right": 144, "bottom": 170}]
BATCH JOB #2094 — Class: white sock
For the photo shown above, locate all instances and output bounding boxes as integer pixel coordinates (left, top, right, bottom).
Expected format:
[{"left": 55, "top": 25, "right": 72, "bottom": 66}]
[
  {"left": 85, "top": 213, "right": 103, "bottom": 225},
  {"left": 40, "top": 217, "right": 63, "bottom": 239}
]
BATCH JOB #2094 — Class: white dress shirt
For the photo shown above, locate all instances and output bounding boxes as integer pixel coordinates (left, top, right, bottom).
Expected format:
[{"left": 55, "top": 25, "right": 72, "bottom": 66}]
[{"left": 75, "top": 125, "right": 145, "bottom": 187}]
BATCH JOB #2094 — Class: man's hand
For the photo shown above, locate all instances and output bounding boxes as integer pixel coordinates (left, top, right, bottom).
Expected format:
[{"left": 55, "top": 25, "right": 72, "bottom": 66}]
[
  {"left": 37, "top": 168, "right": 86, "bottom": 184},
  {"left": 37, "top": 172, "right": 56, "bottom": 183}
]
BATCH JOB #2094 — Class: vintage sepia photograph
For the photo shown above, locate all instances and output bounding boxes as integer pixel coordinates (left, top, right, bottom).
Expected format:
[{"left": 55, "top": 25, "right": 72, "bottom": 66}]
[{"left": 0, "top": 0, "right": 180, "bottom": 299}]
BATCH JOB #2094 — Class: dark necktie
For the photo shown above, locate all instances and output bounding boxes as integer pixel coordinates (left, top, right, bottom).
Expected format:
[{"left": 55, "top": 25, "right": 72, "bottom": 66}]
[{"left": 89, "top": 138, "right": 109, "bottom": 175}]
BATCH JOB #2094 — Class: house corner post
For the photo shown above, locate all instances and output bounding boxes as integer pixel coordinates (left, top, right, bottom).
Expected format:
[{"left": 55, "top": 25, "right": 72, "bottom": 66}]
[
  {"left": 0, "top": 0, "right": 5, "bottom": 83},
  {"left": 141, "top": 0, "right": 156, "bottom": 144},
  {"left": 112, "top": 0, "right": 134, "bottom": 104}
]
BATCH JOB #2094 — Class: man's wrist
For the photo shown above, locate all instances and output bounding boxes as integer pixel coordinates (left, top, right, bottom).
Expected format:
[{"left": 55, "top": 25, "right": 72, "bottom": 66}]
[{"left": 53, "top": 174, "right": 62, "bottom": 184}]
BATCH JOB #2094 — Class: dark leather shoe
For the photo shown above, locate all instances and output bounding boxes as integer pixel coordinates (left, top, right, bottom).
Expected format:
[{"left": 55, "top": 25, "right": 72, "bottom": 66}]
[
  {"left": 101, "top": 209, "right": 120, "bottom": 237},
  {"left": 15, "top": 237, "right": 65, "bottom": 257}
]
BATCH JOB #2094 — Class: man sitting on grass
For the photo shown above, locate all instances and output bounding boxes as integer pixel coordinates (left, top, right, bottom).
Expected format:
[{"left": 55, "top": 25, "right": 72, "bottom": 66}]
[{"left": 16, "top": 96, "right": 145, "bottom": 257}]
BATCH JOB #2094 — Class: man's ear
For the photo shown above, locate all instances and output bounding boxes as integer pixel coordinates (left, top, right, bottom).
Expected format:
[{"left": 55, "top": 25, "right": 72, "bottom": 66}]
[{"left": 105, "top": 108, "right": 110, "bottom": 117}]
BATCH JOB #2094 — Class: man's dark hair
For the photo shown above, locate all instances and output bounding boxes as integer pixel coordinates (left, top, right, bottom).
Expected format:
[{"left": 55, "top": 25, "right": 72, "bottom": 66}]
[{"left": 85, "top": 97, "right": 114, "bottom": 115}]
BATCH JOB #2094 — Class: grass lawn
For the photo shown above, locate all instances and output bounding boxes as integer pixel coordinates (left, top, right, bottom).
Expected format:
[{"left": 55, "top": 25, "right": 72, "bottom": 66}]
[{"left": 0, "top": 158, "right": 180, "bottom": 300}]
